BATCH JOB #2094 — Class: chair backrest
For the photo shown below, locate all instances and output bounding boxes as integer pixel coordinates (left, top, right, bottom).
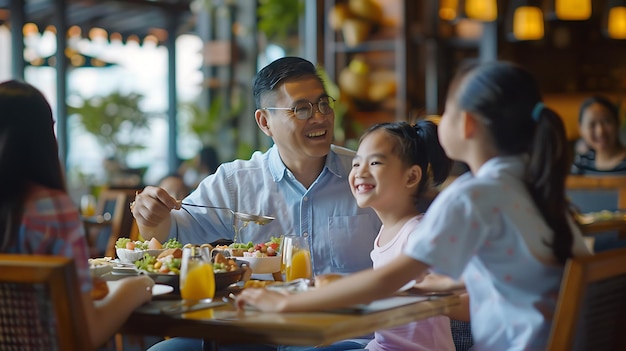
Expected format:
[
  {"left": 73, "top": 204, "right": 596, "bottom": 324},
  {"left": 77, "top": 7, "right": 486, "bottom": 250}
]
[
  {"left": 566, "top": 175, "right": 626, "bottom": 213},
  {"left": 547, "top": 248, "right": 626, "bottom": 351},
  {"left": 0, "top": 254, "right": 91, "bottom": 351},
  {"left": 96, "top": 189, "right": 137, "bottom": 258}
]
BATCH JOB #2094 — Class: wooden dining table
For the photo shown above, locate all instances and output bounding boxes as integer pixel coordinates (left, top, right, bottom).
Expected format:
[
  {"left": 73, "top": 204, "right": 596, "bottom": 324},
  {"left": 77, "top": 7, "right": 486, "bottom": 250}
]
[
  {"left": 114, "top": 281, "right": 461, "bottom": 350},
  {"left": 578, "top": 211, "right": 626, "bottom": 238}
]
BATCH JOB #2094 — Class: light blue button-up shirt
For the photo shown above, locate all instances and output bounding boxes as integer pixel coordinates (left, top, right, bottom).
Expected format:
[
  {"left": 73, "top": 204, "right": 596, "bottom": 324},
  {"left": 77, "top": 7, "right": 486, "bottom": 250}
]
[{"left": 170, "top": 144, "right": 381, "bottom": 275}]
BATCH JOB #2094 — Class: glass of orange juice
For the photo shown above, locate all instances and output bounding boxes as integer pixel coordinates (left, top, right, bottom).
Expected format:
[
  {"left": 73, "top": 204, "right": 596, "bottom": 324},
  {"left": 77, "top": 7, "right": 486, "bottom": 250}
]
[
  {"left": 282, "top": 235, "right": 312, "bottom": 282},
  {"left": 180, "top": 245, "right": 215, "bottom": 302},
  {"left": 80, "top": 194, "right": 96, "bottom": 217}
]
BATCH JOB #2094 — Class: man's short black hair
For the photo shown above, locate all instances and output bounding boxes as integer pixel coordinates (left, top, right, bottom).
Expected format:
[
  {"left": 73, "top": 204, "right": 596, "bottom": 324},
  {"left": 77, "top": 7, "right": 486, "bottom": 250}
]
[{"left": 253, "top": 57, "right": 322, "bottom": 108}]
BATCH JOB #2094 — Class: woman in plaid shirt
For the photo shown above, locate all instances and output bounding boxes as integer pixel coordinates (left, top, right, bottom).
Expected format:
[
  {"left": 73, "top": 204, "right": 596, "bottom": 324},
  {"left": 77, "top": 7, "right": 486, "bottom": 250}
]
[{"left": 0, "top": 80, "right": 154, "bottom": 349}]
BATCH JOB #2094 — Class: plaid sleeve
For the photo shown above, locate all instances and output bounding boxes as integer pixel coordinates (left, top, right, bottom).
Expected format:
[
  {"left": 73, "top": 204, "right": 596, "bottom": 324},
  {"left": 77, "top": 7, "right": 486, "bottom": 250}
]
[{"left": 20, "top": 189, "right": 93, "bottom": 293}]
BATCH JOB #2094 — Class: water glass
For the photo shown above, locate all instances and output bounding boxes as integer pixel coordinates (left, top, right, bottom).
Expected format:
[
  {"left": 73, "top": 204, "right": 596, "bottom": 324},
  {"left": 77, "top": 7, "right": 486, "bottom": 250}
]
[
  {"left": 180, "top": 246, "right": 215, "bottom": 302},
  {"left": 281, "top": 235, "right": 312, "bottom": 282}
]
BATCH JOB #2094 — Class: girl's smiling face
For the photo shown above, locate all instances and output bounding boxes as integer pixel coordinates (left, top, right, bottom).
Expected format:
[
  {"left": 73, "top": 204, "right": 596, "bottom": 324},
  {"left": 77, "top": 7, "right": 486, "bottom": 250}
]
[{"left": 349, "top": 129, "right": 419, "bottom": 211}]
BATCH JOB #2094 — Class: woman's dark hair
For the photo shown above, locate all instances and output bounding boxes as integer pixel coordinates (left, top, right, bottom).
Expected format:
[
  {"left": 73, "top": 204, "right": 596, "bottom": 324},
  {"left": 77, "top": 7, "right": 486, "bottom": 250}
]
[
  {"left": 578, "top": 95, "right": 619, "bottom": 124},
  {"left": 360, "top": 120, "right": 452, "bottom": 209},
  {"left": 0, "top": 80, "right": 65, "bottom": 250},
  {"left": 253, "top": 56, "right": 323, "bottom": 108},
  {"left": 449, "top": 61, "right": 573, "bottom": 264}
]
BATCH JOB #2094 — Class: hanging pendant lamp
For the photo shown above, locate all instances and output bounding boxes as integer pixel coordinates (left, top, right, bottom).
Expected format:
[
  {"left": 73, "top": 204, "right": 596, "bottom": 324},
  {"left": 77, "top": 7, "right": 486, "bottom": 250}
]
[
  {"left": 604, "top": 0, "right": 626, "bottom": 39},
  {"left": 440, "top": 0, "right": 458, "bottom": 21},
  {"left": 506, "top": 0, "right": 545, "bottom": 41},
  {"left": 458, "top": 0, "right": 498, "bottom": 22},
  {"left": 547, "top": 0, "right": 592, "bottom": 20}
]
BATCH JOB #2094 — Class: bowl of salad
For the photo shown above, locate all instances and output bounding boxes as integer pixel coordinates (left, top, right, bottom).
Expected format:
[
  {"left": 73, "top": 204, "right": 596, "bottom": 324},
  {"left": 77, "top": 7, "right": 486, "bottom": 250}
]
[
  {"left": 240, "top": 237, "right": 282, "bottom": 274},
  {"left": 115, "top": 237, "right": 182, "bottom": 263}
]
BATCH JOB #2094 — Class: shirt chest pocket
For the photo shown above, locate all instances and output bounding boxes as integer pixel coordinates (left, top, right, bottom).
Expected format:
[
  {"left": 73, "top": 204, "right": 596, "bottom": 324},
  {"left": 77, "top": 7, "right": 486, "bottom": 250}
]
[{"left": 327, "top": 214, "right": 379, "bottom": 273}]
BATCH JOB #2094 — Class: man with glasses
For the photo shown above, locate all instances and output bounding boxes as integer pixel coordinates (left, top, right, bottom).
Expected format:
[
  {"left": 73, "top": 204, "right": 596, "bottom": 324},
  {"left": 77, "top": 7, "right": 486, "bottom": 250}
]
[
  {"left": 141, "top": 56, "right": 380, "bottom": 351},
  {"left": 138, "top": 54, "right": 380, "bottom": 343}
]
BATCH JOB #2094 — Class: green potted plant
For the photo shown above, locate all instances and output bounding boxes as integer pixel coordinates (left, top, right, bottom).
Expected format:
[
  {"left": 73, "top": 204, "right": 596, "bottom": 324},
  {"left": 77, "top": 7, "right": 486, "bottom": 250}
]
[{"left": 69, "top": 91, "right": 151, "bottom": 167}]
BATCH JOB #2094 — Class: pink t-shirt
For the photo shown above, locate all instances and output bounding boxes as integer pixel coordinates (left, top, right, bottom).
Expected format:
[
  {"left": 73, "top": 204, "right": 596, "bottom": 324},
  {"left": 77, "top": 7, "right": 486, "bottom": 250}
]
[{"left": 366, "top": 216, "right": 455, "bottom": 351}]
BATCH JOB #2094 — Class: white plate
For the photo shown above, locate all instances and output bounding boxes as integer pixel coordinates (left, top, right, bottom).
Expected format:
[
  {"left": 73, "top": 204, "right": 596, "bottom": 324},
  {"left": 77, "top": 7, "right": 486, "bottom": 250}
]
[
  {"left": 112, "top": 266, "right": 140, "bottom": 275},
  {"left": 152, "top": 284, "right": 174, "bottom": 296}
]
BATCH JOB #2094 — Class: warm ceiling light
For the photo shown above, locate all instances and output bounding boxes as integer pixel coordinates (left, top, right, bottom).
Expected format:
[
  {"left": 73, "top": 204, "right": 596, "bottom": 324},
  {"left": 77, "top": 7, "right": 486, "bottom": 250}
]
[
  {"left": 127, "top": 34, "right": 140, "bottom": 43},
  {"left": 67, "top": 25, "right": 81, "bottom": 37},
  {"left": 89, "top": 27, "right": 108, "bottom": 40},
  {"left": 143, "top": 34, "right": 159, "bottom": 45},
  {"left": 463, "top": 0, "right": 498, "bottom": 22},
  {"left": 110, "top": 32, "right": 123, "bottom": 41},
  {"left": 22, "top": 23, "right": 39, "bottom": 36},
  {"left": 45, "top": 25, "right": 56, "bottom": 34},
  {"left": 551, "top": 0, "right": 592, "bottom": 20},
  {"left": 440, "top": 0, "right": 458, "bottom": 21},
  {"left": 605, "top": 0, "right": 626, "bottom": 39},
  {"left": 513, "top": 6, "right": 544, "bottom": 40}
]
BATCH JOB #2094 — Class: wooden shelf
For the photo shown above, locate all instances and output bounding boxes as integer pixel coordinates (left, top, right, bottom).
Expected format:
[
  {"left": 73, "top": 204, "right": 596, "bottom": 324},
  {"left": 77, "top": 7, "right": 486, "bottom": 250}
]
[{"left": 322, "top": 0, "right": 418, "bottom": 136}]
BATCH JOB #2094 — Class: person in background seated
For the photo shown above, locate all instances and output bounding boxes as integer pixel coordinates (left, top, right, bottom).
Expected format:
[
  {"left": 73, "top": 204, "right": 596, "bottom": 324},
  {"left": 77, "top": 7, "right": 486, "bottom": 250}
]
[
  {"left": 140, "top": 57, "right": 382, "bottom": 351},
  {"left": 237, "top": 61, "right": 591, "bottom": 350},
  {"left": 158, "top": 173, "right": 190, "bottom": 200},
  {"left": 571, "top": 95, "right": 626, "bottom": 175},
  {"left": 179, "top": 145, "right": 221, "bottom": 189},
  {"left": 0, "top": 80, "right": 155, "bottom": 349}
]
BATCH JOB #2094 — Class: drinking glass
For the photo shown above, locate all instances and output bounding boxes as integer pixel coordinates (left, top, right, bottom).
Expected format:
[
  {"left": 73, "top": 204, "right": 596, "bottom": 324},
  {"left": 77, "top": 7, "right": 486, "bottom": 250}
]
[
  {"left": 282, "top": 235, "right": 312, "bottom": 282},
  {"left": 180, "top": 246, "right": 215, "bottom": 302},
  {"left": 80, "top": 194, "right": 97, "bottom": 217}
]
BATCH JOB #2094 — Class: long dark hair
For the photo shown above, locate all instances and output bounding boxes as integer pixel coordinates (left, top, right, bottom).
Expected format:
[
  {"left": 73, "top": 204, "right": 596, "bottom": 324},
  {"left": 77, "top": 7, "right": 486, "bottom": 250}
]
[
  {"left": 360, "top": 121, "right": 452, "bottom": 209},
  {"left": 0, "top": 80, "right": 66, "bottom": 250},
  {"left": 450, "top": 61, "right": 573, "bottom": 264}
]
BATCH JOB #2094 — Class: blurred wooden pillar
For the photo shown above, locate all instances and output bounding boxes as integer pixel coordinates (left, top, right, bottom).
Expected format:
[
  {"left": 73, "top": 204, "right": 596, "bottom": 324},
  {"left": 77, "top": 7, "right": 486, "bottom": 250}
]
[
  {"left": 54, "top": 0, "right": 68, "bottom": 171},
  {"left": 424, "top": 0, "right": 441, "bottom": 115},
  {"left": 480, "top": 22, "right": 497, "bottom": 62},
  {"left": 9, "top": 0, "right": 25, "bottom": 80},
  {"left": 166, "top": 10, "right": 179, "bottom": 174}
]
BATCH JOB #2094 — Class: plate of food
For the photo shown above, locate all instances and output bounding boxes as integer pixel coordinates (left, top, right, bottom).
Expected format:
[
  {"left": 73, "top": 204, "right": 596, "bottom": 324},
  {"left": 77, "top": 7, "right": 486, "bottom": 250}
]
[
  {"left": 134, "top": 249, "right": 249, "bottom": 293},
  {"left": 88, "top": 257, "right": 115, "bottom": 277}
]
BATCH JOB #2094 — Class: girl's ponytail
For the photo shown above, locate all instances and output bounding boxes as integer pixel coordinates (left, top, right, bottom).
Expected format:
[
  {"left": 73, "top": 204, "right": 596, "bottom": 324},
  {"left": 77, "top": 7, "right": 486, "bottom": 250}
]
[
  {"left": 413, "top": 120, "right": 452, "bottom": 188},
  {"left": 527, "top": 106, "right": 573, "bottom": 264}
]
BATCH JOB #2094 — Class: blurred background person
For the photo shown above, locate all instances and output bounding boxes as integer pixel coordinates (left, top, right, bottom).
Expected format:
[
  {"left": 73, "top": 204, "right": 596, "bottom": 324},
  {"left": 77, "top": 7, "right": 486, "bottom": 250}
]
[
  {"left": 571, "top": 95, "right": 626, "bottom": 175},
  {"left": 158, "top": 173, "right": 190, "bottom": 200},
  {"left": 179, "top": 145, "right": 220, "bottom": 189}
]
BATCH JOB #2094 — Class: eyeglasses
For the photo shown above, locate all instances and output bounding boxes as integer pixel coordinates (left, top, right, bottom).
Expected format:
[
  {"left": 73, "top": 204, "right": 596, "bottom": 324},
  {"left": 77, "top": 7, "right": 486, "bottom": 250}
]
[{"left": 263, "top": 96, "right": 335, "bottom": 120}]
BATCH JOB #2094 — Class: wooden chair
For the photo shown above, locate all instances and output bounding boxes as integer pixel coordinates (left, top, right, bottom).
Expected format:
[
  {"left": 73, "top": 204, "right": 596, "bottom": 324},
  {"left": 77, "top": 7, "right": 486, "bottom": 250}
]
[
  {"left": 566, "top": 175, "right": 626, "bottom": 213},
  {"left": 0, "top": 254, "right": 91, "bottom": 351},
  {"left": 567, "top": 175, "right": 626, "bottom": 245},
  {"left": 85, "top": 189, "right": 137, "bottom": 258},
  {"left": 547, "top": 248, "right": 626, "bottom": 351}
]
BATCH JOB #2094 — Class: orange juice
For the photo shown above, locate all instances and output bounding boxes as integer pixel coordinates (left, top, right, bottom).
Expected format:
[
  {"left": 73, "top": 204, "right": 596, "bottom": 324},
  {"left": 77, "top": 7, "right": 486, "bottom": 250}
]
[
  {"left": 286, "top": 249, "right": 312, "bottom": 281},
  {"left": 180, "top": 262, "right": 215, "bottom": 300}
]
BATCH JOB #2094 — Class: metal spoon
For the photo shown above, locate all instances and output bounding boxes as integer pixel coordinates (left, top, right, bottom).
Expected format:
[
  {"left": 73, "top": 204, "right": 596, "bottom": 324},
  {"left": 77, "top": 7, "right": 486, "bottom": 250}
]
[{"left": 179, "top": 202, "right": 275, "bottom": 225}]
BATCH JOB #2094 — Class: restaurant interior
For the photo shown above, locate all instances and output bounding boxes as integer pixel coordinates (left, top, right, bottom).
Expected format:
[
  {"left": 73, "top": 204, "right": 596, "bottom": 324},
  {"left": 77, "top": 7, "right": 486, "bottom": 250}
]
[{"left": 1, "top": 0, "right": 626, "bottom": 350}]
